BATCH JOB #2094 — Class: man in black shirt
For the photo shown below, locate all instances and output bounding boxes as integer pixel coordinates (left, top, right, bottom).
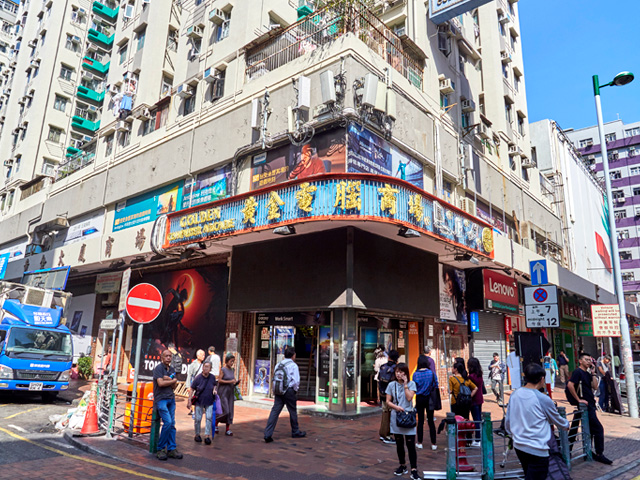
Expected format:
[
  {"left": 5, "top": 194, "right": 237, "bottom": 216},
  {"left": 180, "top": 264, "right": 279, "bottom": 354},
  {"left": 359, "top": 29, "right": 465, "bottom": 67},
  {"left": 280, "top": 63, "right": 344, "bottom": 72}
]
[
  {"left": 153, "top": 349, "right": 183, "bottom": 461},
  {"left": 566, "top": 352, "right": 612, "bottom": 465},
  {"left": 557, "top": 350, "right": 570, "bottom": 386}
]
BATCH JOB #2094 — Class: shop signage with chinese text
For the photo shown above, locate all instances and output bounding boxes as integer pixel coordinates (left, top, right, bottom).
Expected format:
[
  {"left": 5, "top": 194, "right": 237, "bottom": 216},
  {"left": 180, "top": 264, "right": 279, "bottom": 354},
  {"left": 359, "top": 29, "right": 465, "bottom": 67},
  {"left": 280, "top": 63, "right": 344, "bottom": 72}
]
[{"left": 591, "top": 304, "right": 621, "bottom": 337}]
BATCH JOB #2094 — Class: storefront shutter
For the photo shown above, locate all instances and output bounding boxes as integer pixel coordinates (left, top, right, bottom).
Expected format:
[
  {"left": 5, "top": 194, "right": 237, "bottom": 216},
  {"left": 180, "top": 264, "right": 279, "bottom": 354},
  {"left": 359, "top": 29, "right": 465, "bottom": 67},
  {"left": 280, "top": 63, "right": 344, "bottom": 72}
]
[{"left": 471, "top": 312, "right": 507, "bottom": 378}]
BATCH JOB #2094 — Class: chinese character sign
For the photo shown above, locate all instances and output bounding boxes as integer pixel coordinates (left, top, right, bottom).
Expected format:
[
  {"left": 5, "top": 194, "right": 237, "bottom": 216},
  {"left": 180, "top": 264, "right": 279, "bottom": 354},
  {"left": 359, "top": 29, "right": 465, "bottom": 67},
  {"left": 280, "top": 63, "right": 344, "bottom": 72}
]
[{"left": 591, "top": 304, "right": 621, "bottom": 337}]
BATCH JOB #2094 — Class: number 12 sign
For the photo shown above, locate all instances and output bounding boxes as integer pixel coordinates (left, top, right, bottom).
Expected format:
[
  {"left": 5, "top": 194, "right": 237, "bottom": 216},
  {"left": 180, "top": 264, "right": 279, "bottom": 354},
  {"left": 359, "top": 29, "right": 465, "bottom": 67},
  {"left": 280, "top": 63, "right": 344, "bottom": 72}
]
[{"left": 525, "top": 304, "right": 559, "bottom": 328}]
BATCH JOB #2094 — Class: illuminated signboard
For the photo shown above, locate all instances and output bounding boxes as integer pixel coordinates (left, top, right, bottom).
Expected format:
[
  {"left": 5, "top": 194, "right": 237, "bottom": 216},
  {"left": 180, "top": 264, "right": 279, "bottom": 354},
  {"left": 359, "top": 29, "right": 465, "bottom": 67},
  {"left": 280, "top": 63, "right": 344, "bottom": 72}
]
[
  {"left": 155, "top": 174, "right": 494, "bottom": 258},
  {"left": 429, "top": 0, "right": 494, "bottom": 25}
]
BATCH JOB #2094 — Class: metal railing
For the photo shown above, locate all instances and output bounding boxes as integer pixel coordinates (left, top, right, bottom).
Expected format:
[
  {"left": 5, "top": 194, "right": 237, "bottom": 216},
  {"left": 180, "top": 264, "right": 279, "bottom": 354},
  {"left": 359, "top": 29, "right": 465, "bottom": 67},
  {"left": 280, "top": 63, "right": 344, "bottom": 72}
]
[
  {"left": 245, "top": 0, "right": 423, "bottom": 88},
  {"left": 55, "top": 152, "right": 95, "bottom": 181}
]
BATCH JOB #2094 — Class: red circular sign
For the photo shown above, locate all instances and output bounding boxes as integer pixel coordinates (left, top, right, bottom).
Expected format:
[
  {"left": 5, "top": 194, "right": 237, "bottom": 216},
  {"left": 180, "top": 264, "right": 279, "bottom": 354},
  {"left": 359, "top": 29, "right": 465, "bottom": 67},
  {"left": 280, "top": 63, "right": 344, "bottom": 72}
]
[{"left": 125, "top": 283, "right": 163, "bottom": 324}]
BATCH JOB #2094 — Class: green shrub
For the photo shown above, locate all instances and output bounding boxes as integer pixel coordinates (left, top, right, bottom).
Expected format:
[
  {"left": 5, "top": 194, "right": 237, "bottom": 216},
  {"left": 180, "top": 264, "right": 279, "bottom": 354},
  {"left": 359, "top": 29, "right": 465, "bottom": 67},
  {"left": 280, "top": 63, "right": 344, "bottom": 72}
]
[{"left": 77, "top": 356, "right": 93, "bottom": 379}]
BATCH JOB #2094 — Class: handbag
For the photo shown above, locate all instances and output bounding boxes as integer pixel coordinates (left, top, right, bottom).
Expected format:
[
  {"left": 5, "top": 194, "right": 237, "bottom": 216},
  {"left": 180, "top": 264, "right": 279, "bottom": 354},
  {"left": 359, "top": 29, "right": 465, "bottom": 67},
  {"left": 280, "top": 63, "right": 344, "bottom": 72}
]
[
  {"left": 482, "top": 381, "right": 487, "bottom": 395},
  {"left": 395, "top": 383, "right": 417, "bottom": 429},
  {"left": 214, "top": 394, "right": 223, "bottom": 415},
  {"left": 427, "top": 374, "right": 442, "bottom": 411},
  {"left": 234, "top": 385, "right": 243, "bottom": 401}
]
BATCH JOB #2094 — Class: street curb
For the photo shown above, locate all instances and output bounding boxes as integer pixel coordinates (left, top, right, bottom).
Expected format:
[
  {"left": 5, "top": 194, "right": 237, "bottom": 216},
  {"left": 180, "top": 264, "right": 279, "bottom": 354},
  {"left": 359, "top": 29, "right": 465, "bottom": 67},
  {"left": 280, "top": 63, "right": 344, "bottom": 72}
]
[
  {"left": 593, "top": 457, "right": 640, "bottom": 480},
  {"left": 62, "top": 431, "right": 206, "bottom": 480}
]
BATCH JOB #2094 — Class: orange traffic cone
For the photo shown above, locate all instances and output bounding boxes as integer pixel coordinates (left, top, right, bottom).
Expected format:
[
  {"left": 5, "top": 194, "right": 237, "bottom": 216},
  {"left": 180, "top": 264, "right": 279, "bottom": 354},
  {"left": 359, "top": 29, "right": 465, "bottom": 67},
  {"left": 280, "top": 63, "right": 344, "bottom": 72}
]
[
  {"left": 81, "top": 382, "right": 101, "bottom": 435},
  {"left": 456, "top": 415, "right": 475, "bottom": 472}
]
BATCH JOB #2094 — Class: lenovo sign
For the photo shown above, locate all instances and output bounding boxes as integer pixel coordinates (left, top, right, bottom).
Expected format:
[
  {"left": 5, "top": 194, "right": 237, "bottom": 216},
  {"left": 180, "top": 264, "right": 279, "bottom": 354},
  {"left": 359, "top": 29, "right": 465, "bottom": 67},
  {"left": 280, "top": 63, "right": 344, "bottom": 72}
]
[{"left": 483, "top": 270, "right": 518, "bottom": 313}]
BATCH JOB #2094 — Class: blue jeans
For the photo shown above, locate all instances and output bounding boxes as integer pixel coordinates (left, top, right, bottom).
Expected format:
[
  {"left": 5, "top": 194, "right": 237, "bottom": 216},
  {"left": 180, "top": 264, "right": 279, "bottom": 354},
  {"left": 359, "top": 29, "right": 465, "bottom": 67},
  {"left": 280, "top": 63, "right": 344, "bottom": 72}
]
[
  {"left": 194, "top": 404, "right": 213, "bottom": 437},
  {"left": 156, "top": 398, "right": 176, "bottom": 452},
  {"left": 470, "top": 404, "right": 482, "bottom": 440}
]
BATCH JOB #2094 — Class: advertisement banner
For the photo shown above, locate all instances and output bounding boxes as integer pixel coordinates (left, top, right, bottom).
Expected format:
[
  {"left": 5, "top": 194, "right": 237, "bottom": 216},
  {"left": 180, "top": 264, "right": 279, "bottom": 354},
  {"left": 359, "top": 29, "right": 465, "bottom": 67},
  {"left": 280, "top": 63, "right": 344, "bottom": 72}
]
[
  {"left": 439, "top": 264, "right": 468, "bottom": 323},
  {"left": 182, "top": 164, "right": 231, "bottom": 209},
  {"left": 591, "top": 304, "right": 621, "bottom": 337},
  {"left": 347, "top": 123, "right": 424, "bottom": 189},
  {"left": 429, "top": 0, "right": 493, "bottom": 24},
  {"left": 483, "top": 270, "right": 518, "bottom": 314},
  {"left": 95, "top": 271, "right": 122, "bottom": 294},
  {"left": 275, "top": 327, "right": 294, "bottom": 364},
  {"left": 134, "top": 265, "right": 229, "bottom": 381},
  {"left": 0, "top": 240, "right": 28, "bottom": 263},
  {"left": 318, "top": 325, "right": 331, "bottom": 402},
  {"left": 254, "top": 359, "right": 270, "bottom": 394},
  {"left": 251, "top": 129, "right": 346, "bottom": 190},
  {"left": 0, "top": 252, "right": 9, "bottom": 280},
  {"left": 114, "top": 181, "right": 184, "bottom": 231},
  {"left": 61, "top": 211, "right": 104, "bottom": 246}
]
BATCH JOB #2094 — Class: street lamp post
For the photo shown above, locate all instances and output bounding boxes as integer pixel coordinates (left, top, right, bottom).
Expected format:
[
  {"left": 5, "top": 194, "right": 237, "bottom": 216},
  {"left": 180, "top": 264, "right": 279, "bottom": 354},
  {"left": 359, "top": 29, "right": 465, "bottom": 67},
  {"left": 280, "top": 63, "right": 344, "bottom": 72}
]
[{"left": 593, "top": 71, "right": 638, "bottom": 418}]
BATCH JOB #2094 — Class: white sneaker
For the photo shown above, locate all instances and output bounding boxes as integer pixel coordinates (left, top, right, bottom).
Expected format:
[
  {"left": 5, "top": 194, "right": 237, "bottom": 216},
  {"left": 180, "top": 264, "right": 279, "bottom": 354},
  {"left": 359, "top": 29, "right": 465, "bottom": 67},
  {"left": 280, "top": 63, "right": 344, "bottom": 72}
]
[
  {"left": 416, "top": 443, "right": 423, "bottom": 449},
  {"left": 471, "top": 441, "right": 481, "bottom": 447},
  {"left": 431, "top": 444, "right": 438, "bottom": 451}
]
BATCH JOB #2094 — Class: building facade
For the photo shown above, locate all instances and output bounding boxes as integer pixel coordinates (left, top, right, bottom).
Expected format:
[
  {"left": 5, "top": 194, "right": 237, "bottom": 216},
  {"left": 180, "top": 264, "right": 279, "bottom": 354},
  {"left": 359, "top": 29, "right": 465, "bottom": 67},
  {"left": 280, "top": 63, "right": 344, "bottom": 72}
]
[{"left": 0, "top": 0, "right": 632, "bottom": 410}]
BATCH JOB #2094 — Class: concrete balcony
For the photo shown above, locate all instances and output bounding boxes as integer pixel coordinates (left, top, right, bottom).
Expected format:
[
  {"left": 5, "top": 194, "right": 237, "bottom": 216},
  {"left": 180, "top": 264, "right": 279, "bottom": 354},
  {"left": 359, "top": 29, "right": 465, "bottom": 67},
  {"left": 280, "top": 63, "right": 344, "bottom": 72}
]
[
  {"left": 77, "top": 85, "right": 105, "bottom": 103},
  {"left": 92, "top": 0, "right": 119, "bottom": 22},
  {"left": 71, "top": 116, "right": 100, "bottom": 133},
  {"left": 82, "top": 56, "right": 110, "bottom": 75},
  {"left": 88, "top": 28, "right": 114, "bottom": 48}
]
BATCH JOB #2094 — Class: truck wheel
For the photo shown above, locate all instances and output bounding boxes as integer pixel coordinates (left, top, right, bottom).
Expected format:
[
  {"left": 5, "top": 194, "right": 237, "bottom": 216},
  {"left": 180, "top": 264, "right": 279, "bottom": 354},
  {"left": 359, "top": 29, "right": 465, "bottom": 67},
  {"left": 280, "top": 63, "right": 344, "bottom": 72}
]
[{"left": 42, "top": 392, "right": 59, "bottom": 402}]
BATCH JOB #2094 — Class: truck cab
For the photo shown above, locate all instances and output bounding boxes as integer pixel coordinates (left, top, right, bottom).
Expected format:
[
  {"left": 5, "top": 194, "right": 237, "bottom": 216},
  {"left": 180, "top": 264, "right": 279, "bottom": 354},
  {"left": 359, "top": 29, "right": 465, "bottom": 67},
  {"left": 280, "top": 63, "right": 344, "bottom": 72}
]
[{"left": 0, "top": 282, "right": 73, "bottom": 400}]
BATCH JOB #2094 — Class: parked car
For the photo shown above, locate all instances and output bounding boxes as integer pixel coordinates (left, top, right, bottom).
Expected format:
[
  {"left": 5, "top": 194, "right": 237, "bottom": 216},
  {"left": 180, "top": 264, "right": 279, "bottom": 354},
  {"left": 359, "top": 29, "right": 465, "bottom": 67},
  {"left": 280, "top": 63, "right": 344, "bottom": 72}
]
[{"left": 618, "top": 361, "right": 640, "bottom": 397}]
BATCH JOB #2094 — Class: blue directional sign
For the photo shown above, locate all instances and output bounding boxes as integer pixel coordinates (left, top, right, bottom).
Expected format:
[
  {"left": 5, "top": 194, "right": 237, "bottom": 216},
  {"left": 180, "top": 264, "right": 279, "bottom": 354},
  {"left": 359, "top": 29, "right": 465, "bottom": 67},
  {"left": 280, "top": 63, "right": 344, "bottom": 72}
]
[
  {"left": 470, "top": 311, "right": 480, "bottom": 332},
  {"left": 529, "top": 260, "right": 548, "bottom": 286}
]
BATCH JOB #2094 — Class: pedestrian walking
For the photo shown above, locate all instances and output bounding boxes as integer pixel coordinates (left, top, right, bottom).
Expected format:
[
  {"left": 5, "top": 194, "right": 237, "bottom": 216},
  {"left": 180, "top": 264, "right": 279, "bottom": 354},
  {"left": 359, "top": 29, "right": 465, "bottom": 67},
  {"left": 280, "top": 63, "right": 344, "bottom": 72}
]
[
  {"left": 488, "top": 352, "right": 506, "bottom": 406},
  {"left": 596, "top": 354, "right": 612, "bottom": 412},
  {"left": 505, "top": 363, "right": 569, "bottom": 480},
  {"left": 448, "top": 361, "right": 477, "bottom": 420},
  {"left": 423, "top": 345, "right": 437, "bottom": 375},
  {"left": 386, "top": 363, "right": 420, "bottom": 480},
  {"left": 467, "top": 357, "right": 484, "bottom": 447},
  {"left": 153, "top": 349, "right": 183, "bottom": 461},
  {"left": 565, "top": 352, "right": 612, "bottom": 465},
  {"left": 188, "top": 360, "right": 217, "bottom": 445},
  {"left": 373, "top": 345, "right": 387, "bottom": 406},
  {"left": 542, "top": 353, "right": 558, "bottom": 398},
  {"left": 216, "top": 353, "right": 238, "bottom": 436},
  {"left": 413, "top": 355, "right": 437, "bottom": 451},
  {"left": 557, "top": 351, "right": 570, "bottom": 386},
  {"left": 207, "top": 346, "right": 221, "bottom": 377},
  {"left": 264, "top": 346, "right": 306, "bottom": 442},
  {"left": 378, "top": 350, "right": 399, "bottom": 444},
  {"left": 185, "top": 349, "right": 206, "bottom": 417}
]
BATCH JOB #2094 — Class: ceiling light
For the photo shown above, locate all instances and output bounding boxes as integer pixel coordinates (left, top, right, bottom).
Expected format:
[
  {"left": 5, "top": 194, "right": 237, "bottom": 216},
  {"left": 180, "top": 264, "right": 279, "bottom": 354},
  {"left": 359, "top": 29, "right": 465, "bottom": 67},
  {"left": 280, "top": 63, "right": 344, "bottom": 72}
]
[
  {"left": 398, "top": 227, "right": 421, "bottom": 238},
  {"left": 273, "top": 225, "right": 296, "bottom": 235}
]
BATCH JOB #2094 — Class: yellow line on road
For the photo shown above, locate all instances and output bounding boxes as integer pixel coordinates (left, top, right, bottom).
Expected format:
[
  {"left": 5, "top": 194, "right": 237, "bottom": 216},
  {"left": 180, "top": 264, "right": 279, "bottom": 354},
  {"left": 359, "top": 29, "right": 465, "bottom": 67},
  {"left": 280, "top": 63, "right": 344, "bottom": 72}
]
[
  {"left": 0, "top": 426, "right": 166, "bottom": 480},
  {"left": 3, "top": 406, "right": 46, "bottom": 419},
  {"left": 0, "top": 404, "right": 10, "bottom": 408}
]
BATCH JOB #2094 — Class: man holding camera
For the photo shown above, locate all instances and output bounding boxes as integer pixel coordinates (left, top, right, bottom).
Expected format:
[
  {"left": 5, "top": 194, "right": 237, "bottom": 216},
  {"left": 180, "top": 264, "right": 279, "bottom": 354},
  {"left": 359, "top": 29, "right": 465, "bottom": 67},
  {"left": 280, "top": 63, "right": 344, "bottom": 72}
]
[{"left": 153, "top": 349, "right": 184, "bottom": 461}]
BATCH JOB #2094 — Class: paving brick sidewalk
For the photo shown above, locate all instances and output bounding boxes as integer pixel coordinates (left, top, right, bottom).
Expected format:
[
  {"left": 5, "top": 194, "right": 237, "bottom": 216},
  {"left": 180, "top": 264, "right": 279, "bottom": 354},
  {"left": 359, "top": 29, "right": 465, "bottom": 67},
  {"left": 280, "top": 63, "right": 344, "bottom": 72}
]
[{"left": 68, "top": 392, "right": 640, "bottom": 480}]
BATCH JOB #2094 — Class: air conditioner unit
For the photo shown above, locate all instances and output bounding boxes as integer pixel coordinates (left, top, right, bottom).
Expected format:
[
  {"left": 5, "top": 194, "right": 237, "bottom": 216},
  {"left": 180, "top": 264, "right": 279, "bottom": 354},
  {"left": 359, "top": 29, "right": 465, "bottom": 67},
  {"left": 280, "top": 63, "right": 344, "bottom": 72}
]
[
  {"left": 478, "top": 123, "right": 491, "bottom": 140},
  {"left": 3, "top": 159, "right": 13, "bottom": 167},
  {"left": 521, "top": 238, "right": 530, "bottom": 249},
  {"left": 203, "top": 67, "right": 218, "bottom": 83},
  {"left": 459, "top": 198, "right": 476, "bottom": 216},
  {"left": 501, "top": 51, "right": 512, "bottom": 63},
  {"left": 115, "top": 120, "right": 131, "bottom": 132},
  {"left": 83, "top": 72, "right": 95, "bottom": 80},
  {"left": 109, "top": 85, "right": 119, "bottom": 94},
  {"left": 187, "top": 25, "right": 204, "bottom": 39},
  {"left": 461, "top": 99, "right": 476, "bottom": 112},
  {"left": 176, "top": 83, "right": 193, "bottom": 98},
  {"left": 102, "top": 292, "right": 119, "bottom": 307},
  {"left": 508, "top": 144, "right": 518, "bottom": 154},
  {"left": 439, "top": 78, "right": 454, "bottom": 94},
  {"left": 88, "top": 105, "right": 99, "bottom": 112},
  {"left": 72, "top": 35, "right": 81, "bottom": 43},
  {"left": 134, "top": 107, "right": 152, "bottom": 120},
  {"left": 78, "top": 7, "right": 87, "bottom": 15},
  {"left": 82, "top": 135, "right": 93, "bottom": 142},
  {"left": 27, "top": 39, "right": 37, "bottom": 48},
  {"left": 42, "top": 163, "right": 55, "bottom": 177},
  {"left": 30, "top": 59, "right": 40, "bottom": 68},
  {"left": 209, "top": 8, "right": 225, "bottom": 24}
]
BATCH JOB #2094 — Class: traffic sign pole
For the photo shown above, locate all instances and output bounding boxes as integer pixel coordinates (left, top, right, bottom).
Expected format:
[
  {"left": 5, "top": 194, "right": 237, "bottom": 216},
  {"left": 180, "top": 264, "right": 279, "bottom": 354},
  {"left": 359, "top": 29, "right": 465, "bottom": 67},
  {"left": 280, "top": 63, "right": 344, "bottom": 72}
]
[{"left": 129, "top": 322, "right": 144, "bottom": 438}]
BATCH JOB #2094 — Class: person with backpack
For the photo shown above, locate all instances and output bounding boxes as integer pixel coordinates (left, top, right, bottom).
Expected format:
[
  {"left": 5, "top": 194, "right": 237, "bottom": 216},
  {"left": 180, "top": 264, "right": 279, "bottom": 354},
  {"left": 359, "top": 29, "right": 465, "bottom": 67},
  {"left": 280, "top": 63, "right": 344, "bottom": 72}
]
[
  {"left": 263, "top": 346, "right": 306, "bottom": 442},
  {"left": 565, "top": 353, "right": 612, "bottom": 465},
  {"left": 378, "top": 350, "right": 399, "bottom": 444},
  {"left": 413, "top": 355, "right": 438, "bottom": 450},
  {"left": 386, "top": 363, "right": 420, "bottom": 480},
  {"left": 448, "top": 361, "right": 477, "bottom": 419},
  {"left": 506, "top": 363, "right": 569, "bottom": 480},
  {"left": 167, "top": 343, "right": 183, "bottom": 377}
]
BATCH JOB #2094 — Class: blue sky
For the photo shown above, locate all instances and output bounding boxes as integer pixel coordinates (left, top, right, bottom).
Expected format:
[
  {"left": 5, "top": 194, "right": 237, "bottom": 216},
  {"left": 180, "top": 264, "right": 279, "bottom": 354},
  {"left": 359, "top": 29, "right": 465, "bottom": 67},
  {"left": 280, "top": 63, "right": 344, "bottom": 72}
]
[{"left": 519, "top": 0, "right": 640, "bottom": 130}]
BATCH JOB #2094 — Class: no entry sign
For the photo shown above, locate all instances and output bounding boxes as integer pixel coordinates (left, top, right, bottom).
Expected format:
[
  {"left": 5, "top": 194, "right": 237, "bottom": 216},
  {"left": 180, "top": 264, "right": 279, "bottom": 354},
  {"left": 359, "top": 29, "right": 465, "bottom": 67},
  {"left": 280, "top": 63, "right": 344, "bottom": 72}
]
[{"left": 125, "top": 283, "right": 163, "bottom": 324}]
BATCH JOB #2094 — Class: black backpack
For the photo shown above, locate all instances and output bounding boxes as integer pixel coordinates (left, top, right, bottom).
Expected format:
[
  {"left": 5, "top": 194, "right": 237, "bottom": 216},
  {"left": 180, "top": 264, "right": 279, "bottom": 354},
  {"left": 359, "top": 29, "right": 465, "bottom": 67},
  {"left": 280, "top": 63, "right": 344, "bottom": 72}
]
[
  {"left": 378, "top": 363, "right": 396, "bottom": 394},
  {"left": 455, "top": 376, "right": 472, "bottom": 408}
]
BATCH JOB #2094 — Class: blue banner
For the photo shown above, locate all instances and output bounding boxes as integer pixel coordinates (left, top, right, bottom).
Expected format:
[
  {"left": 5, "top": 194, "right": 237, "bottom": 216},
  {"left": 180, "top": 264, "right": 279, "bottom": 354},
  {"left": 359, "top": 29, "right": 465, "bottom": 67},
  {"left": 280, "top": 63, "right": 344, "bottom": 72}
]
[
  {"left": 182, "top": 164, "right": 231, "bottom": 209},
  {"left": 0, "top": 252, "right": 9, "bottom": 279},
  {"left": 114, "top": 181, "right": 184, "bottom": 231}
]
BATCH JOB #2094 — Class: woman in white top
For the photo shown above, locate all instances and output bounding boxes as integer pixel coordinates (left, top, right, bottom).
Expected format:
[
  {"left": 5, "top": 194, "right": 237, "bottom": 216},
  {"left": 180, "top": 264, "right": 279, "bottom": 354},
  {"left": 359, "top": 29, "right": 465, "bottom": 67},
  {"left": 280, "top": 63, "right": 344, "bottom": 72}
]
[
  {"left": 386, "top": 363, "right": 420, "bottom": 480},
  {"left": 373, "top": 345, "right": 387, "bottom": 405}
]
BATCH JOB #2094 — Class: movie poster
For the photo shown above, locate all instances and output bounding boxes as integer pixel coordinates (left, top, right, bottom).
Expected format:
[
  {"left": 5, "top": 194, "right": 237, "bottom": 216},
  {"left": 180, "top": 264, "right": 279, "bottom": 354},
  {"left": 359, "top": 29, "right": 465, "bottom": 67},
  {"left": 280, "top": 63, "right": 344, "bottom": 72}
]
[
  {"left": 135, "top": 265, "right": 229, "bottom": 380},
  {"left": 251, "top": 128, "right": 346, "bottom": 190},
  {"left": 317, "top": 326, "right": 331, "bottom": 402},
  {"left": 439, "top": 264, "right": 468, "bottom": 324},
  {"left": 347, "top": 123, "right": 424, "bottom": 189},
  {"left": 254, "top": 359, "right": 270, "bottom": 394}
]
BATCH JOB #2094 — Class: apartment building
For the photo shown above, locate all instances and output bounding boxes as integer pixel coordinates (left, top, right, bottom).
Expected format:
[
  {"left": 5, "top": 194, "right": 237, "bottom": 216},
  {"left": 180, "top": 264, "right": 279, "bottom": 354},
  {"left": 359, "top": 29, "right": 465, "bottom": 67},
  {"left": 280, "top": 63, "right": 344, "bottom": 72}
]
[
  {"left": 565, "top": 120, "right": 640, "bottom": 303},
  {"left": 0, "top": 0, "right": 116, "bottom": 220},
  {"left": 0, "top": 0, "right": 629, "bottom": 409},
  {"left": 0, "top": 0, "right": 18, "bottom": 119}
]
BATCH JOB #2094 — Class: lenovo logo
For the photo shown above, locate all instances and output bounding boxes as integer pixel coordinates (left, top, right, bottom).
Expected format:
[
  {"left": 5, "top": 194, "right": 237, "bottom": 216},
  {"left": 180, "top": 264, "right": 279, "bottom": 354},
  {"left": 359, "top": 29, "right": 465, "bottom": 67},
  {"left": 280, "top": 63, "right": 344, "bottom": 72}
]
[{"left": 489, "top": 278, "right": 516, "bottom": 298}]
